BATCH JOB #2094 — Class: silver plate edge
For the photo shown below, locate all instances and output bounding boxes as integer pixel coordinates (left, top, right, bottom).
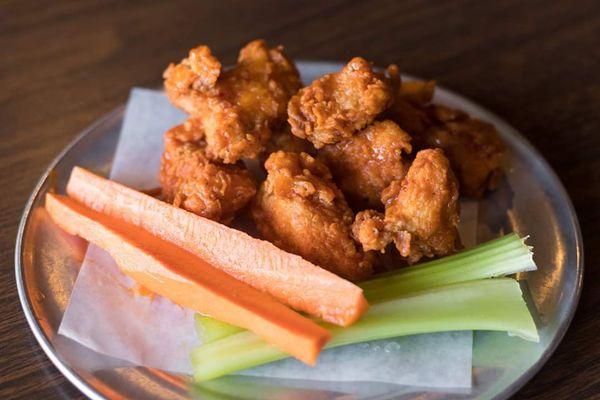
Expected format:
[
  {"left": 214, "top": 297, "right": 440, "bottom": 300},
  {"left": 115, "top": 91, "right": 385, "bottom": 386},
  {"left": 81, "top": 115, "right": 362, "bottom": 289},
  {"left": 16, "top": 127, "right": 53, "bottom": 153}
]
[{"left": 15, "top": 106, "right": 125, "bottom": 400}]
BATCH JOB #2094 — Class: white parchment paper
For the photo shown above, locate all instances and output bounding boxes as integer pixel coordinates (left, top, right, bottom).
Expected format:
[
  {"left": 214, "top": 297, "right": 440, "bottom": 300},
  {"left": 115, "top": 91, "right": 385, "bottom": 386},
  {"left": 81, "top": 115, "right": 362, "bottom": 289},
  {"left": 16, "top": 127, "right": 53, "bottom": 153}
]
[{"left": 58, "top": 88, "right": 475, "bottom": 388}]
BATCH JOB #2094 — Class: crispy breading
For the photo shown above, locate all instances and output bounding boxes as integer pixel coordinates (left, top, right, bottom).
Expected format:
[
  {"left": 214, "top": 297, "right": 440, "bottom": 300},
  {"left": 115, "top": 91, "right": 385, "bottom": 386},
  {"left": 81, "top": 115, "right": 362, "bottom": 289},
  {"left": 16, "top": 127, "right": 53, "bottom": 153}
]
[
  {"left": 288, "top": 57, "right": 392, "bottom": 148},
  {"left": 264, "top": 125, "right": 315, "bottom": 157},
  {"left": 420, "top": 105, "right": 505, "bottom": 197},
  {"left": 164, "top": 40, "right": 301, "bottom": 163},
  {"left": 398, "top": 80, "right": 436, "bottom": 105},
  {"left": 385, "top": 98, "right": 433, "bottom": 137},
  {"left": 251, "top": 151, "right": 373, "bottom": 281},
  {"left": 382, "top": 71, "right": 435, "bottom": 136},
  {"left": 319, "top": 120, "right": 412, "bottom": 209},
  {"left": 352, "top": 149, "right": 460, "bottom": 264},
  {"left": 383, "top": 73, "right": 505, "bottom": 198},
  {"left": 160, "top": 121, "right": 257, "bottom": 224},
  {"left": 381, "top": 66, "right": 435, "bottom": 135},
  {"left": 352, "top": 210, "right": 391, "bottom": 252}
]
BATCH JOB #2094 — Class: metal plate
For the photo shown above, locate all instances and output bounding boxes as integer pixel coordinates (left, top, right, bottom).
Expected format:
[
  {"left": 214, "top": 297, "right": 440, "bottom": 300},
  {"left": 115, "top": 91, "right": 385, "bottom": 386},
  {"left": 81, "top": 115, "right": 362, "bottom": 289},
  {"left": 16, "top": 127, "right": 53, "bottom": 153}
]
[{"left": 15, "top": 61, "right": 583, "bottom": 400}]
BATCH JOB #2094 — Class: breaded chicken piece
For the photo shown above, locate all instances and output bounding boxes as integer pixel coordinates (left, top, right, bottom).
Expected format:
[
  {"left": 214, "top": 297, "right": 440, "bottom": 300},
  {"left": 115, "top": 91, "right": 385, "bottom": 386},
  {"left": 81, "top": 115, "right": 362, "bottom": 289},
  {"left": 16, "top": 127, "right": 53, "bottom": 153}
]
[
  {"left": 382, "top": 68, "right": 435, "bottom": 136},
  {"left": 352, "top": 149, "right": 460, "bottom": 264},
  {"left": 383, "top": 71, "right": 505, "bottom": 198},
  {"left": 319, "top": 120, "right": 412, "bottom": 209},
  {"left": 160, "top": 121, "right": 257, "bottom": 224},
  {"left": 384, "top": 65, "right": 436, "bottom": 106},
  {"left": 382, "top": 149, "right": 460, "bottom": 263},
  {"left": 420, "top": 105, "right": 505, "bottom": 197},
  {"left": 251, "top": 151, "right": 373, "bottom": 281},
  {"left": 385, "top": 98, "right": 432, "bottom": 137},
  {"left": 288, "top": 57, "right": 392, "bottom": 148},
  {"left": 164, "top": 40, "right": 301, "bottom": 163},
  {"left": 381, "top": 65, "right": 435, "bottom": 136}
]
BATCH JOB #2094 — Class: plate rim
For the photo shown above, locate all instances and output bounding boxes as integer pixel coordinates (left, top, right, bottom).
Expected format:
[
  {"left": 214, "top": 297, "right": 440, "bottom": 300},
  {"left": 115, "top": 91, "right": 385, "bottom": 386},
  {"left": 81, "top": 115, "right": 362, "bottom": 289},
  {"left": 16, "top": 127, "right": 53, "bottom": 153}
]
[
  {"left": 15, "top": 61, "right": 584, "bottom": 400},
  {"left": 15, "top": 105, "right": 125, "bottom": 400}
]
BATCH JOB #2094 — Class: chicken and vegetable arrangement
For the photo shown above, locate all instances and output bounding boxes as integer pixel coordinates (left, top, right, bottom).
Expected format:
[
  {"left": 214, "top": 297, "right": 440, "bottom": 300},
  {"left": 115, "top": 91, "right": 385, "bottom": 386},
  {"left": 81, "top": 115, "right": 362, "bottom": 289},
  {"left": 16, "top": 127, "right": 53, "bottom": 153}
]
[
  {"left": 45, "top": 39, "right": 538, "bottom": 382},
  {"left": 160, "top": 39, "right": 504, "bottom": 281}
]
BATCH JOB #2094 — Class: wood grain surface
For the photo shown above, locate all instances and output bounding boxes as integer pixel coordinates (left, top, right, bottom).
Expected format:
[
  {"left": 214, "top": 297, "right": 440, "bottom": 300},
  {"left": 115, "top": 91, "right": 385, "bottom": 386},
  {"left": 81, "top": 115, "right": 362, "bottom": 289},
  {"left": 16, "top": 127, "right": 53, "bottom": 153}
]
[{"left": 1, "top": 1, "right": 599, "bottom": 399}]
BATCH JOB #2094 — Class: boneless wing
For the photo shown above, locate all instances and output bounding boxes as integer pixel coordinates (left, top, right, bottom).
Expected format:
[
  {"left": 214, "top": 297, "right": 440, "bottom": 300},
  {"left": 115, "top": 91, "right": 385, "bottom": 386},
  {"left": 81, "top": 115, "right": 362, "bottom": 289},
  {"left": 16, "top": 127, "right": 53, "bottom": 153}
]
[
  {"left": 160, "top": 121, "right": 257, "bottom": 224},
  {"left": 384, "top": 74, "right": 505, "bottom": 198},
  {"left": 164, "top": 40, "right": 301, "bottom": 163},
  {"left": 288, "top": 57, "right": 392, "bottom": 148},
  {"left": 251, "top": 151, "right": 373, "bottom": 281},
  {"left": 319, "top": 120, "right": 412, "bottom": 209},
  {"left": 352, "top": 149, "right": 460, "bottom": 264},
  {"left": 381, "top": 66, "right": 434, "bottom": 137},
  {"left": 418, "top": 105, "right": 505, "bottom": 198}
]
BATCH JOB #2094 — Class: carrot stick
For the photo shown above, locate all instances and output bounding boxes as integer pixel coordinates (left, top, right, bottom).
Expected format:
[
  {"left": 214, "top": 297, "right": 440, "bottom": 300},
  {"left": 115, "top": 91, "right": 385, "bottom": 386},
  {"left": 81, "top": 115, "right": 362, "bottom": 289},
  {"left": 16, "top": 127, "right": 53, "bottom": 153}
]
[
  {"left": 66, "top": 167, "right": 369, "bottom": 326},
  {"left": 45, "top": 193, "right": 330, "bottom": 365}
]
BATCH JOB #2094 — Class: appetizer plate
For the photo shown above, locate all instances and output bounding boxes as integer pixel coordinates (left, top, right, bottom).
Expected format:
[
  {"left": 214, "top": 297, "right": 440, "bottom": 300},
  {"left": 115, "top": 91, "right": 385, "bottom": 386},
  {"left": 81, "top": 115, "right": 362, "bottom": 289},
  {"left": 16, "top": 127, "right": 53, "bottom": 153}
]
[{"left": 16, "top": 61, "right": 583, "bottom": 400}]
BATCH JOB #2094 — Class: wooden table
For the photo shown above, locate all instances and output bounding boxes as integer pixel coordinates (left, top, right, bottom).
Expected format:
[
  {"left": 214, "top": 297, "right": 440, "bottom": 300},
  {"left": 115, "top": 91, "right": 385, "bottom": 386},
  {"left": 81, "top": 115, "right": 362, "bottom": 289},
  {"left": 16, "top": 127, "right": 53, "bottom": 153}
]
[{"left": 1, "top": 1, "right": 599, "bottom": 398}]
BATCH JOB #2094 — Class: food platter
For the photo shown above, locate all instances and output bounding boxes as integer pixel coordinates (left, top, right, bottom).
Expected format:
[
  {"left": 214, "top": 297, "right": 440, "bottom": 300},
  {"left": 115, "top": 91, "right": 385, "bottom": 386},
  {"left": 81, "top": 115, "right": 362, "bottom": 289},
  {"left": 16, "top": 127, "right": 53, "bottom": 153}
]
[{"left": 15, "top": 61, "right": 583, "bottom": 400}]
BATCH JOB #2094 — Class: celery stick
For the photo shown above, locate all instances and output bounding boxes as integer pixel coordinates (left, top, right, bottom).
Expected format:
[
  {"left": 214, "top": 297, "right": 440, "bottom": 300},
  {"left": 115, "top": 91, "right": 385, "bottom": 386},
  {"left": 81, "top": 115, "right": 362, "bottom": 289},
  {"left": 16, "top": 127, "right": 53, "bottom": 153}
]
[
  {"left": 191, "top": 278, "right": 538, "bottom": 381},
  {"left": 361, "top": 233, "right": 535, "bottom": 303},
  {"left": 195, "top": 315, "right": 244, "bottom": 343},
  {"left": 192, "top": 234, "right": 535, "bottom": 344}
]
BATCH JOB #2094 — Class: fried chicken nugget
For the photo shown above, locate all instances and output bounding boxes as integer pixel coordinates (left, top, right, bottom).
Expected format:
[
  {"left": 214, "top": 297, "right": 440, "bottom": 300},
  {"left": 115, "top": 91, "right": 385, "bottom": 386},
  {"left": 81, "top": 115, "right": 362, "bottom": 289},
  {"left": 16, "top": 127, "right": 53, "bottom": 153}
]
[
  {"left": 164, "top": 40, "right": 301, "bottom": 163},
  {"left": 160, "top": 121, "right": 257, "bottom": 224},
  {"left": 288, "top": 57, "right": 392, "bottom": 148},
  {"left": 382, "top": 65, "right": 435, "bottom": 136},
  {"left": 383, "top": 70, "right": 505, "bottom": 198},
  {"left": 420, "top": 105, "right": 505, "bottom": 197},
  {"left": 352, "top": 149, "right": 460, "bottom": 264},
  {"left": 251, "top": 151, "right": 373, "bottom": 281},
  {"left": 319, "top": 120, "right": 412, "bottom": 209}
]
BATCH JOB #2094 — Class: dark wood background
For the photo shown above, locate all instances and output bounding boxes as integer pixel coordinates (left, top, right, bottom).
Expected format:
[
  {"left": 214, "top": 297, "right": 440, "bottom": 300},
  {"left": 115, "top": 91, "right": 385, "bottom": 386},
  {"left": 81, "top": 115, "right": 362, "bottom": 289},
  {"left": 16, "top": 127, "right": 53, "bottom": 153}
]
[{"left": 1, "top": 1, "right": 599, "bottom": 398}]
